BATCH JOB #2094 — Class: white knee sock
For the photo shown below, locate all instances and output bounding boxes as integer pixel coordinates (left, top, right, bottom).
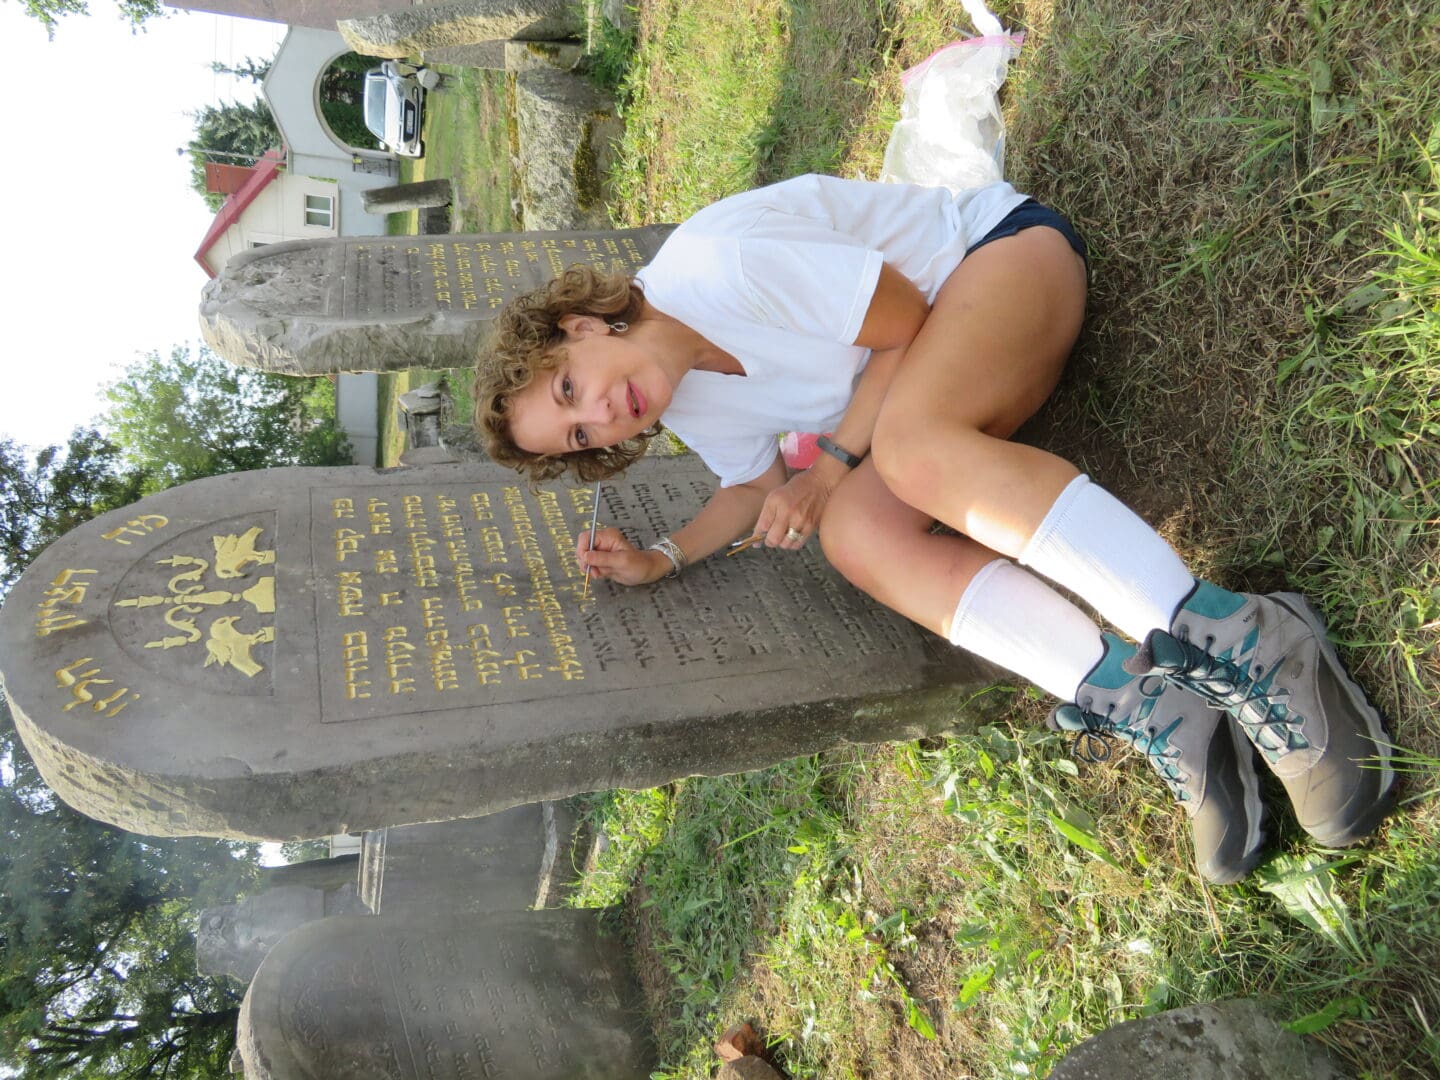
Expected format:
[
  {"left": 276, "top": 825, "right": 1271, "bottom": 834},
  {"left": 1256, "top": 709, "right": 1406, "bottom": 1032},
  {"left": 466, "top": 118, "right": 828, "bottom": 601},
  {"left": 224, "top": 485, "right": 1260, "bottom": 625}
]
[
  {"left": 1018, "top": 474, "right": 1195, "bottom": 641},
  {"left": 947, "top": 559, "right": 1105, "bottom": 701}
]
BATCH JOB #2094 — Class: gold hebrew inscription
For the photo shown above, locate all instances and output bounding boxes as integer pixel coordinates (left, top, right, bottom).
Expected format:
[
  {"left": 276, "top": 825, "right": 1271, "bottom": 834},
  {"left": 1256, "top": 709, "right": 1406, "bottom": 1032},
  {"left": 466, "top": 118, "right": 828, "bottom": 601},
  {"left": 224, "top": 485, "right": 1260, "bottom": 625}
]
[
  {"left": 34, "top": 567, "right": 98, "bottom": 638},
  {"left": 55, "top": 656, "right": 139, "bottom": 717}
]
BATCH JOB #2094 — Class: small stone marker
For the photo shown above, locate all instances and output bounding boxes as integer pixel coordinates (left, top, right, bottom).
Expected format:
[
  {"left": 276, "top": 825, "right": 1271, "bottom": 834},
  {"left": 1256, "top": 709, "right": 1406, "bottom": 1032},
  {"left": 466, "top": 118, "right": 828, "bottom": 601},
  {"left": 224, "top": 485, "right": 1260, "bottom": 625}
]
[
  {"left": 236, "top": 910, "right": 656, "bottom": 1079},
  {"left": 0, "top": 458, "right": 997, "bottom": 841},
  {"left": 199, "top": 225, "right": 676, "bottom": 375},
  {"left": 1049, "top": 999, "right": 1352, "bottom": 1080}
]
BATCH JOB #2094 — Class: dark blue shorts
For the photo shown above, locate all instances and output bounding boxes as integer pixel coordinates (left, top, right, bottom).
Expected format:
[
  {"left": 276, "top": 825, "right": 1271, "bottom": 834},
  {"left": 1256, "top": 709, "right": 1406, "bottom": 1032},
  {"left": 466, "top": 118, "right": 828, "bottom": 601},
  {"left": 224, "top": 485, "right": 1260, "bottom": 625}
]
[{"left": 968, "top": 199, "right": 1088, "bottom": 267}]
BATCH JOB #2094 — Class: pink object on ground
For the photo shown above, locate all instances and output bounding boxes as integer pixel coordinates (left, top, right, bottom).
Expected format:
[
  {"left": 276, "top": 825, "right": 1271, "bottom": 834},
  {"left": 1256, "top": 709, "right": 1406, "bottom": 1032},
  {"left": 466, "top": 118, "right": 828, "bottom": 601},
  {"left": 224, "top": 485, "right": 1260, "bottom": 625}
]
[{"left": 781, "top": 432, "right": 823, "bottom": 470}]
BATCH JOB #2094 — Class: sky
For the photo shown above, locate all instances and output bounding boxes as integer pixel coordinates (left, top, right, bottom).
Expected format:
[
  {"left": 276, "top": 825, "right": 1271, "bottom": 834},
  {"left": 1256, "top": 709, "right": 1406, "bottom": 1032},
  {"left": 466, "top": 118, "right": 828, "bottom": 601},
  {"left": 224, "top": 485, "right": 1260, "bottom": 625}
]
[{"left": 0, "top": 2, "right": 288, "bottom": 453}]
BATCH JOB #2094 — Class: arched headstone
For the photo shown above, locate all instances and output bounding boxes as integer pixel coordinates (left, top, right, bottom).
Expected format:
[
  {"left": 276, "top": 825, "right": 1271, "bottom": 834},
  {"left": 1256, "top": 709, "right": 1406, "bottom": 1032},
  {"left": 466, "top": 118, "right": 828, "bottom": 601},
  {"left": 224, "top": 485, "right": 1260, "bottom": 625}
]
[
  {"left": 236, "top": 911, "right": 656, "bottom": 1079},
  {"left": 0, "top": 459, "right": 996, "bottom": 840}
]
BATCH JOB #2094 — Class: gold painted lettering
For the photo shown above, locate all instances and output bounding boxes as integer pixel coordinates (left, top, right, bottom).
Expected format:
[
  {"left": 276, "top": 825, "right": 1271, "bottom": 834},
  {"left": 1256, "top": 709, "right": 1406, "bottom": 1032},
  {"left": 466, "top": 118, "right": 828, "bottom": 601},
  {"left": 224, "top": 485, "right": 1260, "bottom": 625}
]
[
  {"left": 55, "top": 657, "right": 139, "bottom": 716},
  {"left": 334, "top": 527, "right": 363, "bottom": 562},
  {"left": 100, "top": 515, "right": 168, "bottom": 545},
  {"left": 332, "top": 498, "right": 356, "bottom": 519}
]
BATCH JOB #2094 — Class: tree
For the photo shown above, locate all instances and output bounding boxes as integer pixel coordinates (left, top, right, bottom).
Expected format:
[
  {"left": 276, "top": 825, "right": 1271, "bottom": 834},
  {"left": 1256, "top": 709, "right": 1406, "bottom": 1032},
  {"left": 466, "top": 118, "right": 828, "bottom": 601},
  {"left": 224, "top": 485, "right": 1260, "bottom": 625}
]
[
  {"left": 0, "top": 429, "right": 148, "bottom": 596},
  {"left": 184, "top": 100, "right": 282, "bottom": 210},
  {"left": 13, "top": 0, "right": 164, "bottom": 40},
  {"left": 1, "top": 699, "right": 260, "bottom": 1080},
  {"left": 102, "top": 346, "right": 352, "bottom": 490}
]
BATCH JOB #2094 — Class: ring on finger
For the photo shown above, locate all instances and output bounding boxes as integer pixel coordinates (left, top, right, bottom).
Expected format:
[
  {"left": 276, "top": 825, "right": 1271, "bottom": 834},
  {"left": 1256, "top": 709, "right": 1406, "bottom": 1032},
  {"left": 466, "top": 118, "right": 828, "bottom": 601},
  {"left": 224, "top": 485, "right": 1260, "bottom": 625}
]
[{"left": 785, "top": 527, "right": 804, "bottom": 543}]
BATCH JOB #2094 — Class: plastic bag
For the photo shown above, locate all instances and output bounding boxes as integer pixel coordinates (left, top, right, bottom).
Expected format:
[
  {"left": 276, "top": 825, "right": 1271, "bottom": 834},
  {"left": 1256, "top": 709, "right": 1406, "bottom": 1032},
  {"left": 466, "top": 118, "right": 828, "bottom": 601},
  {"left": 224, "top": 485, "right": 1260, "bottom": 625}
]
[{"left": 879, "top": 0, "right": 1023, "bottom": 191}]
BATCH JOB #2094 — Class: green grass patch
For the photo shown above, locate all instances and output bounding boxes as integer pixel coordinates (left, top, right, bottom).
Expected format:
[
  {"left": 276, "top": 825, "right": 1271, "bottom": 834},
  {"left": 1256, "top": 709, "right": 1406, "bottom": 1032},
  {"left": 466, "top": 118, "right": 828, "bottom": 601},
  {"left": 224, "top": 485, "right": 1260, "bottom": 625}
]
[{"left": 421, "top": 66, "right": 517, "bottom": 232}]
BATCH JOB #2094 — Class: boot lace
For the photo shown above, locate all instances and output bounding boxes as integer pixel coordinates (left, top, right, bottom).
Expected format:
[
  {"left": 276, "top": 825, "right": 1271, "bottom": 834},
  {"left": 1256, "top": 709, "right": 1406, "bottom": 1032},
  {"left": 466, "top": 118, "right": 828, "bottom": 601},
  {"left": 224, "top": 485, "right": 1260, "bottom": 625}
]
[
  {"left": 1170, "top": 630, "right": 1310, "bottom": 761},
  {"left": 1064, "top": 699, "right": 1192, "bottom": 803}
]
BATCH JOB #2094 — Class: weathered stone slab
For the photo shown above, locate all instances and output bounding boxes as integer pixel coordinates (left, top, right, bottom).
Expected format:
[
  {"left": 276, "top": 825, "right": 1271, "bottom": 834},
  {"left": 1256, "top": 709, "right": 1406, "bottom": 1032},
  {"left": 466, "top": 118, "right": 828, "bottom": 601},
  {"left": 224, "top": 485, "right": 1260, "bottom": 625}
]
[
  {"left": 420, "top": 40, "right": 508, "bottom": 69},
  {"left": 503, "top": 38, "right": 585, "bottom": 73},
  {"left": 358, "top": 800, "right": 581, "bottom": 915},
  {"left": 339, "top": 0, "right": 582, "bottom": 59},
  {"left": 1049, "top": 1000, "right": 1352, "bottom": 1080},
  {"left": 514, "top": 69, "right": 624, "bottom": 231},
  {"left": 197, "top": 882, "right": 367, "bottom": 982},
  {"left": 0, "top": 459, "right": 999, "bottom": 841},
  {"left": 237, "top": 910, "right": 655, "bottom": 1078},
  {"left": 198, "top": 226, "right": 675, "bottom": 375}
]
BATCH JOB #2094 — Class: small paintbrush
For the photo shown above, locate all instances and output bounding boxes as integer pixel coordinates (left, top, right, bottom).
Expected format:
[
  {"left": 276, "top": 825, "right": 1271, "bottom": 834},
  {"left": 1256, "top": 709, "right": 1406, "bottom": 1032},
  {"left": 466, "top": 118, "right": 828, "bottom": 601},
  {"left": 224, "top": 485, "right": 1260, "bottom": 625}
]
[{"left": 582, "top": 481, "right": 601, "bottom": 599}]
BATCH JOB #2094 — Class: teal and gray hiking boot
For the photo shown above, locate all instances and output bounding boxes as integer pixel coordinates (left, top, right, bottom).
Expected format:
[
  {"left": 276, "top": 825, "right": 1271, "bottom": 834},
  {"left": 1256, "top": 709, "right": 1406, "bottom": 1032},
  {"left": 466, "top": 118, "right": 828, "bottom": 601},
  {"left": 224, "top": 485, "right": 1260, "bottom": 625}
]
[
  {"left": 1125, "top": 581, "right": 1397, "bottom": 847},
  {"left": 1049, "top": 633, "right": 1266, "bottom": 884}
]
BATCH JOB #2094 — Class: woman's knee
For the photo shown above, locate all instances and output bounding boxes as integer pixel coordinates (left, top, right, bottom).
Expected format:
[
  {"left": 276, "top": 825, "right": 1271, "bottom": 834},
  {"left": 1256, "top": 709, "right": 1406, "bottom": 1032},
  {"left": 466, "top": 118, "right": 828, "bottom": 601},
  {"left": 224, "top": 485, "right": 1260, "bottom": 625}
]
[{"left": 871, "top": 409, "right": 981, "bottom": 509}]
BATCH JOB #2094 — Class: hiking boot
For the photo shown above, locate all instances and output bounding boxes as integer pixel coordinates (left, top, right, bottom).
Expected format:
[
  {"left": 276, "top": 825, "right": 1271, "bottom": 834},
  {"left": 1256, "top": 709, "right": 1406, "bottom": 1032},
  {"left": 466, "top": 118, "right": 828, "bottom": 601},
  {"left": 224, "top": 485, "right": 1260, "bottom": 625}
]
[
  {"left": 1126, "top": 581, "right": 1397, "bottom": 847},
  {"left": 1049, "top": 633, "right": 1266, "bottom": 884}
]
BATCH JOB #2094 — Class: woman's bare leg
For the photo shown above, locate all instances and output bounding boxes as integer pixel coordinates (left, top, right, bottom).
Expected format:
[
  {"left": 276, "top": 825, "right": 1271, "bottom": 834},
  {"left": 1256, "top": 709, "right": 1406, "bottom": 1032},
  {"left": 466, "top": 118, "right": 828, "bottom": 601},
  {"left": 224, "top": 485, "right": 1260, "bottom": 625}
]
[
  {"left": 819, "top": 458, "right": 1108, "bottom": 700},
  {"left": 819, "top": 458, "right": 997, "bottom": 636},
  {"left": 870, "top": 226, "right": 1088, "bottom": 557}
]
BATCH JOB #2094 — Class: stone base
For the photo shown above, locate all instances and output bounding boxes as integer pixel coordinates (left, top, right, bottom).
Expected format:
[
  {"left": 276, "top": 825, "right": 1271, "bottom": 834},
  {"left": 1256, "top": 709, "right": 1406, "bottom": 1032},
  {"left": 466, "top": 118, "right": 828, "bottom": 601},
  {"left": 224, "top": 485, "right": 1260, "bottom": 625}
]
[
  {"left": 514, "top": 68, "right": 623, "bottom": 230},
  {"left": 1050, "top": 1000, "right": 1353, "bottom": 1079}
]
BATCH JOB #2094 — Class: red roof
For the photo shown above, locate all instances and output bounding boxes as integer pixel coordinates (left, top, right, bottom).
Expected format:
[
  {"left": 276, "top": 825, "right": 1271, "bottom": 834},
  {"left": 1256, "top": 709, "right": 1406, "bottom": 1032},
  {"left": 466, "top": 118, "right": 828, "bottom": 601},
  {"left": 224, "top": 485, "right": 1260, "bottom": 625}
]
[{"left": 193, "top": 149, "right": 286, "bottom": 278}]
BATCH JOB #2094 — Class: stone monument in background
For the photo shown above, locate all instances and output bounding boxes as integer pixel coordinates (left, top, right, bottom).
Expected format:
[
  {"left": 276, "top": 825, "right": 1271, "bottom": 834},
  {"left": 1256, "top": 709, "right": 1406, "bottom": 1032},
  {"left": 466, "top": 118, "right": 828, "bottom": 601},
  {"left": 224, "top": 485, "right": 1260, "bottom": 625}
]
[
  {"left": 197, "top": 883, "right": 369, "bottom": 983},
  {"left": 360, "top": 800, "right": 583, "bottom": 916},
  {"left": 237, "top": 910, "right": 656, "bottom": 1078},
  {"left": 0, "top": 458, "right": 999, "bottom": 841},
  {"left": 199, "top": 225, "right": 675, "bottom": 376}
]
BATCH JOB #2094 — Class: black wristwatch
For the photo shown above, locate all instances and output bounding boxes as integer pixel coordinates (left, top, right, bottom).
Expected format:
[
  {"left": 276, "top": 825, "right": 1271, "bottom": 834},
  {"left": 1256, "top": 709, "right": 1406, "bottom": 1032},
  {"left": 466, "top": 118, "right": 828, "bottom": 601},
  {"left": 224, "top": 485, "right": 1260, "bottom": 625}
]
[{"left": 816, "top": 434, "right": 864, "bottom": 469}]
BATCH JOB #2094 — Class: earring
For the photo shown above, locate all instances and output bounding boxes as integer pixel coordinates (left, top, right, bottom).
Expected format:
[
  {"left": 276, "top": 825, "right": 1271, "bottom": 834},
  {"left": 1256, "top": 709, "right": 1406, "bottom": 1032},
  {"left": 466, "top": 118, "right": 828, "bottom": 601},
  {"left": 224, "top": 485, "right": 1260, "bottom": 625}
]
[{"left": 608, "top": 320, "right": 629, "bottom": 334}]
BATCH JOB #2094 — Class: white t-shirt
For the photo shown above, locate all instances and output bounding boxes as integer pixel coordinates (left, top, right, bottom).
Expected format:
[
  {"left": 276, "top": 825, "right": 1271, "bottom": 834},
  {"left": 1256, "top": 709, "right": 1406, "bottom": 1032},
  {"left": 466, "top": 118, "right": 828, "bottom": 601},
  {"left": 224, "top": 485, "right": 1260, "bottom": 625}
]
[{"left": 635, "top": 174, "right": 1027, "bottom": 486}]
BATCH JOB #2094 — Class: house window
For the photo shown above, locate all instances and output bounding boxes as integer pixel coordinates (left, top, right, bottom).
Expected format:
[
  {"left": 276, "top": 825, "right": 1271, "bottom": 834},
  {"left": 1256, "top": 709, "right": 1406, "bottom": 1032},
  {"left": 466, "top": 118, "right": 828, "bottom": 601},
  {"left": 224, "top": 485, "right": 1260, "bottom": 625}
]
[{"left": 304, "top": 195, "right": 334, "bottom": 228}]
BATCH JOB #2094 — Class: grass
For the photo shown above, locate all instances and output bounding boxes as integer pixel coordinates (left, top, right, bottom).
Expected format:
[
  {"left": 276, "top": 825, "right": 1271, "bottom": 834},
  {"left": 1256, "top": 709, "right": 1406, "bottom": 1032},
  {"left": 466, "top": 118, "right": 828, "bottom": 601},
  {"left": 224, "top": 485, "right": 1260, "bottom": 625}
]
[{"left": 544, "top": 0, "right": 1440, "bottom": 1076}]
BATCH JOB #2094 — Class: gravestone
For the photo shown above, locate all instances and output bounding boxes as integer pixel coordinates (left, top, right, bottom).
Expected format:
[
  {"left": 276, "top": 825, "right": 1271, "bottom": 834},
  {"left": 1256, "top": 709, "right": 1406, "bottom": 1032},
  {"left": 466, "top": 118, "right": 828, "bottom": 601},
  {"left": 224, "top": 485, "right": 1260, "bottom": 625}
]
[
  {"left": 1049, "top": 1000, "right": 1352, "bottom": 1079},
  {"left": 358, "top": 799, "right": 582, "bottom": 915},
  {"left": 338, "top": 0, "right": 583, "bottom": 59},
  {"left": 198, "top": 225, "right": 676, "bottom": 376},
  {"left": 237, "top": 910, "right": 655, "bottom": 1079},
  {"left": 197, "top": 883, "right": 367, "bottom": 983},
  {"left": 0, "top": 458, "right": 1000, "bottom": 841}
]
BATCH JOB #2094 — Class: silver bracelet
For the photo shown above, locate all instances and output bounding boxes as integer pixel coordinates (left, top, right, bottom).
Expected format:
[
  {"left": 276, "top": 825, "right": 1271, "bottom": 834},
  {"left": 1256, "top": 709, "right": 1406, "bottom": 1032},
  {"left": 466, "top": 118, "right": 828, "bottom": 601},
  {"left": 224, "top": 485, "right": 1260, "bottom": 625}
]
[{"left": 647, "top": 536, "right": 687, "bottom": 578}]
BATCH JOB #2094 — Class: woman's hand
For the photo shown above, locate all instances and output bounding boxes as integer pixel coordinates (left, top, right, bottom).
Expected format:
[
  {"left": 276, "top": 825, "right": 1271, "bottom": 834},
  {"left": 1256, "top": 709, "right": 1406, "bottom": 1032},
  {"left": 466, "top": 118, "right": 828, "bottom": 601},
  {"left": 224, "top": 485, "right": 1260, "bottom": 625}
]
[
  {"left": 753, "top": 462, "right": 843, "bottom": 550},
  {"left": 577, "top": 526, "right": 670, "bottom": 586}
]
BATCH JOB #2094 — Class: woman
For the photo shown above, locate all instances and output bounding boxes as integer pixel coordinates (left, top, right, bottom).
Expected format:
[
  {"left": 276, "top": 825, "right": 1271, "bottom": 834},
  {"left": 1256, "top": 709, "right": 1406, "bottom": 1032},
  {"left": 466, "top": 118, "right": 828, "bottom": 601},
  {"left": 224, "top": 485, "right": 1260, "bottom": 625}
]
[{"left": 473, "top": 174, "right": 1395, "bottom": 883}]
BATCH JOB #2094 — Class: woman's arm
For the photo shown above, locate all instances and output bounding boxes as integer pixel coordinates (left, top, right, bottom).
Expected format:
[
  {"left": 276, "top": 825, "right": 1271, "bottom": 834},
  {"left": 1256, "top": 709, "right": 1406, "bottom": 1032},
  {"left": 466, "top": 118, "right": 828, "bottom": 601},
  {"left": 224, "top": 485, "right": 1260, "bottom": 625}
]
[
  {"left": 753, "top": 262, "right": 930, "bottom": 547},
  {"left": 578, "top": 456, "right": 788, "bottom": 585}
]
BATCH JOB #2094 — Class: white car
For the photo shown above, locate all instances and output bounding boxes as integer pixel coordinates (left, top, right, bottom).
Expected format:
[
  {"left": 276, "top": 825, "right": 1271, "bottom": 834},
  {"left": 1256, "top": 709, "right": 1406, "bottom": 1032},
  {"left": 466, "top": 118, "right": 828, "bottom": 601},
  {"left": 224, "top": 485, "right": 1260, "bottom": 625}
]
[{"left": 362, "top": 62, "right": 440, "bottom": 158}]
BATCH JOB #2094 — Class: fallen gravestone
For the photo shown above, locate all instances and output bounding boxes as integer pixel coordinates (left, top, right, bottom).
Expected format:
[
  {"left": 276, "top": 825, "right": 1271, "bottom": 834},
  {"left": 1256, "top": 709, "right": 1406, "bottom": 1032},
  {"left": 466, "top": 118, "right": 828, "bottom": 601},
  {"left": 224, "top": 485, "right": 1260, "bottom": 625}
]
[
  {"left": 237, "top": 910, "right": 655, "bottom": 1079},
  {"left": 198, "top": 225, "right": 676, "bottom": 376},
  {"left": 358, "top": 799, "right": 582, "bottom": 915},
  {"left": 197, "top": 882, "right": 368, "bottom": 983},
  {"left": 0, "top": 458, "right": 999, "bottom": 841},
  {"left": 1049, "top": 999, "right": 1352, "bottom": 1080}
]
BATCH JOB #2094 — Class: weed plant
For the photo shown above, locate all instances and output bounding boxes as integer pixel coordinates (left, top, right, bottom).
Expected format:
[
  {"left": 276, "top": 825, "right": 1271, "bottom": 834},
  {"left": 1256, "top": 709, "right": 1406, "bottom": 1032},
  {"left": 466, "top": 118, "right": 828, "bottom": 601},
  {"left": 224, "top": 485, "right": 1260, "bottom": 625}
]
[{"left": 571, "top": 0, "right": 1440, "bottom": 1076}]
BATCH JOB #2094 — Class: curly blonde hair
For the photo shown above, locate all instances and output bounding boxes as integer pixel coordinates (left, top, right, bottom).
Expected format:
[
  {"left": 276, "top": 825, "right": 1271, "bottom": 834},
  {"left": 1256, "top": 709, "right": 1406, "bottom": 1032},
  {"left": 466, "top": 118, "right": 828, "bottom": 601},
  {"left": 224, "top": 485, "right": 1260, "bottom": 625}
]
[{"left": 472, "top": 264, "right": 656, "bottom": 483}]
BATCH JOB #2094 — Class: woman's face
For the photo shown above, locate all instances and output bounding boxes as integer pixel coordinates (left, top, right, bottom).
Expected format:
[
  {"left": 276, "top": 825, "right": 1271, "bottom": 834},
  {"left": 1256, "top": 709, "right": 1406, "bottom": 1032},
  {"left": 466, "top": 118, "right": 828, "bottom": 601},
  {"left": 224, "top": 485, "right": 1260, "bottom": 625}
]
[{"left": 507, "top": 316, "right": 669, "bottom": 456}]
